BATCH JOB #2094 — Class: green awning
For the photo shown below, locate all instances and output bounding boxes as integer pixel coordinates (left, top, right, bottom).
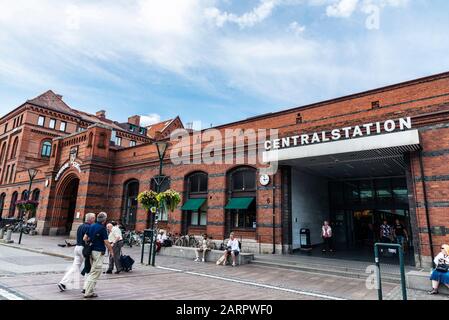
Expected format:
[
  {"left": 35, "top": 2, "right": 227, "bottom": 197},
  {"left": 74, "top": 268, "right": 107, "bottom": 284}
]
[
  {"left": 224, "top": 197, "right": 255, "bottom": 210},
  {"left": 181, "top": 198, "right": 207, "bottom": 211}
]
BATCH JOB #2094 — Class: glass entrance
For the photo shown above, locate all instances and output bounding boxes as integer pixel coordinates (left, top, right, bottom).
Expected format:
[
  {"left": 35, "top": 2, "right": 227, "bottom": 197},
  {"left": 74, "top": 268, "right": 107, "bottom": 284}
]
[{"left": 329, "top": 177, "right": 413, "bottom": 262}]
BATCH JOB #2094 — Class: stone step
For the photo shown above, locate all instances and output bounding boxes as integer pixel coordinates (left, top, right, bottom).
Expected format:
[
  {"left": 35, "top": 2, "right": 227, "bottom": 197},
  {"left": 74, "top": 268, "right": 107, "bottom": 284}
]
[{"left": 251, "top": 259, "right": 402, "bottom": 284}]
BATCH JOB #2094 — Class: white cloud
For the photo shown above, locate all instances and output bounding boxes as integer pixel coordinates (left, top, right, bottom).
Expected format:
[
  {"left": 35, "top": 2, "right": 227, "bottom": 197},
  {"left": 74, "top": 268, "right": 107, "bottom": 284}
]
[
  {"left": 140, "top": 113, "right": 162, "bottom": 126},
  {"left": 288, "top": 21, "right": 306, "bottom": 35},
  {"left": 326, "top": 0, "right": 359, "bottom": 18},
  {"left": 205, "top": 0, "right": 280, "bottom": 28}
]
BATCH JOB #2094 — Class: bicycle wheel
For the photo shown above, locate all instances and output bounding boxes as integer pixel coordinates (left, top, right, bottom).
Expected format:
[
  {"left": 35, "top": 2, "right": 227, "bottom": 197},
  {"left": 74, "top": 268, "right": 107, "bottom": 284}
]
[{"left": 174, "top": 238, "right": 183, "bottom": 246}]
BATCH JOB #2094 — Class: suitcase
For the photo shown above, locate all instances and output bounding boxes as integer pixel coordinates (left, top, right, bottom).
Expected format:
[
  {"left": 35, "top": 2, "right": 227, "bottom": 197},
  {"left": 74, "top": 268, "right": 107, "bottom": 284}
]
[{"left": 120, "top": 255, "right": 135, "bottom": 272}]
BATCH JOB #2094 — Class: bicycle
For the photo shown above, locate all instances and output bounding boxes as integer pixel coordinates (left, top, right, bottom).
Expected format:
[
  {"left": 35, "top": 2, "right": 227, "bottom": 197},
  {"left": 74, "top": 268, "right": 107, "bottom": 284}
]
[{"left": 174, "top": 234, "right": 189, "bottom": 247}]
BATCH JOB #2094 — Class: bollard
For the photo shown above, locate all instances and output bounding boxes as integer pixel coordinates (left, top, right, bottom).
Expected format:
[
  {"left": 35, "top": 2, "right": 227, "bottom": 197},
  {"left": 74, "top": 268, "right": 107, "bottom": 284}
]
[
  {"left": 0, "top": 228, "right": 4, "bottom": 239},
  {"left": 4, "top": 229, "right": 14, "bottom": 243}
]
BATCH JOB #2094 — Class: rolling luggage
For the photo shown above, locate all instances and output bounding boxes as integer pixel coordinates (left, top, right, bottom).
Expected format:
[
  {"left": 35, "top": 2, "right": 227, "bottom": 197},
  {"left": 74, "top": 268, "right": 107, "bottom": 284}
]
[{"left": 120, "top": 255, "right": 135, "bottom": 272}]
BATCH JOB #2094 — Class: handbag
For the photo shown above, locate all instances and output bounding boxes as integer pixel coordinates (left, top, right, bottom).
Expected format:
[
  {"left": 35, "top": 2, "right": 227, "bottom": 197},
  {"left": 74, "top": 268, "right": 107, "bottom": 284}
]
[{"left": 436, "top": 264, "right": 448, "bottom": 273}]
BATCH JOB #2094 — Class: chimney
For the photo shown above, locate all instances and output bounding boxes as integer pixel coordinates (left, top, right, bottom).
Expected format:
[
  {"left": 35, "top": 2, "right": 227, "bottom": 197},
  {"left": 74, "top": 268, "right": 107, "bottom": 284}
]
[
  {"left": 96, "top": 110, "right": 106, "bottom": 118},
  {"left": 56, "top": 94, "right": 63, "bottom": 100},
  {"left": 128, "top": 115, "right": 141, "bottom": 126}
]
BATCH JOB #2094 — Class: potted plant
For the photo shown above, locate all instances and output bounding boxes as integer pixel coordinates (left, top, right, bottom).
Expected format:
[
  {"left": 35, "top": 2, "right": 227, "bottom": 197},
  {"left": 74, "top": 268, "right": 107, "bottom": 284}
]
[
  {"left": 137, "top": 190, "right": 159, "bottom": 211},
  {"left": 16, "top": 200, "right": 39, "bottom": 220},
  {"left": 156, "top": 189, "right": 181, "bottom": 212}
]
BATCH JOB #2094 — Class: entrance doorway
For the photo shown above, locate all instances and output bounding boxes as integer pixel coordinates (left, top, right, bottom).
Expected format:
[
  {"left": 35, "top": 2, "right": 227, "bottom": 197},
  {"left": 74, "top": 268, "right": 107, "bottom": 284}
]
[
  {"left": 61, "top": 178, "right": 80, "bottom": 234},
  {"left": 286, "top": 147, "right": 417, "bottom": 265}
]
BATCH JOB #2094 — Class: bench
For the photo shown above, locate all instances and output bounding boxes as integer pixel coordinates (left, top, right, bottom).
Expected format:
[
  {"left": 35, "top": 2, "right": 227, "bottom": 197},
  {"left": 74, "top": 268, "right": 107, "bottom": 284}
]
[
  {"left": 155, "top": 245, "right": 254, "bottom": 265},
  {"left": 406, "top": 270, "right": 449, "bottom": 295}
]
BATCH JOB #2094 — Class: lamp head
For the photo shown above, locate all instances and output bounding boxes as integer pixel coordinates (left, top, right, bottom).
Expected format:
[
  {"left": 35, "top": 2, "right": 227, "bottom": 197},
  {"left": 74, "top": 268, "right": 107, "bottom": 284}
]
[
  {"left": 28, "top": 168, "right": 39, "bottom": 180},
  {"left": 155, "top": 141, "right": 168, "bottom": 158}
]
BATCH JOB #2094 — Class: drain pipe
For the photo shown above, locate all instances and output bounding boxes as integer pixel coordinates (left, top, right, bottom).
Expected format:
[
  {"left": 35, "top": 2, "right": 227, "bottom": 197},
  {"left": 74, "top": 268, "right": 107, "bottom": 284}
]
[{"left": 418, "top": 149, "right": 435, "bottom": 266}]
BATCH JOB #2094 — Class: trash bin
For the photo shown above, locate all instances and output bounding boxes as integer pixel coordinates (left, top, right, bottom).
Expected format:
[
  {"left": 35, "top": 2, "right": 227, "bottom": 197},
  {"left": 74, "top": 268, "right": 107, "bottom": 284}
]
[{"left": 300, "top": 228, "right": 312, "bottom": 254}]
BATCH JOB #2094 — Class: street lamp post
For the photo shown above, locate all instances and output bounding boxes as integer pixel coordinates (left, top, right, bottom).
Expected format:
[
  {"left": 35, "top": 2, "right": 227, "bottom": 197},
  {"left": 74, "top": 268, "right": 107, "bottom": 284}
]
[
  {"left": 18, "top": 168, "right": 38, "bottom": 245},
  {"left": 148, "top": 141, "right": 168, "bottom": 266}
]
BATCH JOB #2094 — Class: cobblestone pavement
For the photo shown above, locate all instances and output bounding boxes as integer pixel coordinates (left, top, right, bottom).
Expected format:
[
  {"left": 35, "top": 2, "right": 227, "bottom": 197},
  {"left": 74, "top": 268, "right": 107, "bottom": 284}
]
[{"left": 0, "top": 234, "right": 447, "bottom": 300}]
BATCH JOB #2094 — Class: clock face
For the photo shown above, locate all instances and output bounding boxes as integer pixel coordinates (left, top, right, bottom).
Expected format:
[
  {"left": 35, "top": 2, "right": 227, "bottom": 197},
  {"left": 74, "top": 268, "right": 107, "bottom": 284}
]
[{"left": 259, "top": 174, "right": 270, "bottom": 186}]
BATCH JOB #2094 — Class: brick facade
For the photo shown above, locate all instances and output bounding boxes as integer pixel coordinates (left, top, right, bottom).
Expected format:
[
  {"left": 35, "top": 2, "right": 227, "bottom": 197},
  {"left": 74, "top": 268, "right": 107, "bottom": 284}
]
[{"left": 1, "top": 72, "right": 449, "bottom": 267}]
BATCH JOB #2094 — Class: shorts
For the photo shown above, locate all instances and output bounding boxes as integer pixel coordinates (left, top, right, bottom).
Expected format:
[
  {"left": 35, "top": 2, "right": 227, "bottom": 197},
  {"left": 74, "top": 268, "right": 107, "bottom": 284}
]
[{"left": 227, "top": 249, "right": 239, "bottom": 256}]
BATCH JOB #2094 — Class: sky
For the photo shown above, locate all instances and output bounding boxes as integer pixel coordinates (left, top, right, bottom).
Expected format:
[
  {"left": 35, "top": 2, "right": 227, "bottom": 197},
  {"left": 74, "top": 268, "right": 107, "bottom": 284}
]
[{"left": 1, "top": 0, "right": 449, "bottom": 129}]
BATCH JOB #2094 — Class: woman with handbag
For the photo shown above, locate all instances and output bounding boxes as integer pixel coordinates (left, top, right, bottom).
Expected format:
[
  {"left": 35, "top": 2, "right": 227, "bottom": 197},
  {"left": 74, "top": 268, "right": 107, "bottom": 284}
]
[{"left": 428, "top": 244, "right": 449, "bottom": 295}]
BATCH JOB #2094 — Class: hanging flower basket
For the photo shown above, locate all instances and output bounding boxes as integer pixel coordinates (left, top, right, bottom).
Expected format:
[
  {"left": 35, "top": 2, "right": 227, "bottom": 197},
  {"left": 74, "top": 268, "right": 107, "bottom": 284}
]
[
  {"left": 137, "top": 190, "right": 158, "bottom": 211},
  {"left": 15, "top": 200, "right": 39, "bottom": 213},
  {"left": 156, "top": 189, "right": 182, "bottom": 212}
]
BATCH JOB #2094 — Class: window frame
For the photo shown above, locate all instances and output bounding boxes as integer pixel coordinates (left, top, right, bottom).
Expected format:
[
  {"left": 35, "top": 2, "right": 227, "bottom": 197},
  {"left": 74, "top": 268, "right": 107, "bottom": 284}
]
[
  {"left": 38, "top": 116, "right": 45, "bottom": 127},
  {"left": 59, "top": 121, "right": 67, "bottom": 132},
  {"left": 49, "top": 118, "right": 56, "bottom": 129},
  {"left": 41, "top": 141, "right": 52, "bottom": 158}
]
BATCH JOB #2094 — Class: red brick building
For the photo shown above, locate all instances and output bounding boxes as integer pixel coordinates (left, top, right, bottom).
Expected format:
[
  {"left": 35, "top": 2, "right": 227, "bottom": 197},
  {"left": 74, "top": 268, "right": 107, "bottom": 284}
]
[{"left": 1, "top": 72, "right": 449, "bottom": 267}]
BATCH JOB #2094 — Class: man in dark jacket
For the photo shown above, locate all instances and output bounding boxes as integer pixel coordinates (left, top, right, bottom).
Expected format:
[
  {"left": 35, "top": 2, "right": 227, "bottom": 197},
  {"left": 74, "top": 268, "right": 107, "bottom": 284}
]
[{"left": 83, "top": 212, "right": 114, "bottom": 298}]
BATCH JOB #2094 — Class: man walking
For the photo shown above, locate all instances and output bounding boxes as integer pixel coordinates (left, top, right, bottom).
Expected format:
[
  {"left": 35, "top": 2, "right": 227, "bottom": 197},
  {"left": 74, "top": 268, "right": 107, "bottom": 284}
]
[
  {"left": 58, "top": 213, "right": 95, "bottom": 292},
  {"left": 106, "top": 222, "right": 123, "bottom": 274},
  {"left": 83, "top": 212, "right": 113, "bottom": 298}
]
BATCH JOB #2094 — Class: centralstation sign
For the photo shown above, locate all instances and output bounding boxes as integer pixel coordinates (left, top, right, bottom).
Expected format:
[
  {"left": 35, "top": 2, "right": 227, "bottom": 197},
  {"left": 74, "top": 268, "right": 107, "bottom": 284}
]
[{"left": 264, "top": 117, "right": 412, "bottom": 151}]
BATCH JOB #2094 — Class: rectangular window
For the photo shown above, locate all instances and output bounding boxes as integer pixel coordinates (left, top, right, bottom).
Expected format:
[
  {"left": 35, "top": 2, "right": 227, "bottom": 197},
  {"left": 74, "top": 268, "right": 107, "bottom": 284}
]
[
  {"left": 38, "top": 116, "right": 45, "bottom": 126},
  {"left": 115, "top": 136, "right": 122, "bottom": 146},
  {"left": 199, "top": 209, "right": 207, "bottom": 226},
  {"left": 49, "top": 119, "right": 56, "bottom": 129},
  {"left": 59, "top": 121, "right": 66, "bottom": 132},
  {"left": 139, "top": 127, "right": 145, "bottom": 135},
  {"left": 130, "top": 140, "right": 136, "bottom": 147},
  {"left": 4, "top": 123, "right": 8, "bottom": 133},
  {"left": 159, "top": 207, "right": 168, "bottom": 221},
  {"left": 190, "top": 211, "right": 199, "bottom": 225}
]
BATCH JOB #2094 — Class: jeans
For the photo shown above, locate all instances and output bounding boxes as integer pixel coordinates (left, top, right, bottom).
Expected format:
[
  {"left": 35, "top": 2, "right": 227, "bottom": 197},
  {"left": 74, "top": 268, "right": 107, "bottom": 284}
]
[
  {"left": 60, "top": 246, "right": 85, "bottom": 289},
  {"left": 396, "top": 236, "right": 405, "bottom": 246},
  {"left": 84, "top": 251, "right": 104, "bottom": 296}
]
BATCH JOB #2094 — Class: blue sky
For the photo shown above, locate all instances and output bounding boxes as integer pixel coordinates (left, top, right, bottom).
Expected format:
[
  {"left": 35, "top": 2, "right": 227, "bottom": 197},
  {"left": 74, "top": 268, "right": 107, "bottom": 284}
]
[{"left": 1, "top": 0, "right": 449, "bottom": 128}]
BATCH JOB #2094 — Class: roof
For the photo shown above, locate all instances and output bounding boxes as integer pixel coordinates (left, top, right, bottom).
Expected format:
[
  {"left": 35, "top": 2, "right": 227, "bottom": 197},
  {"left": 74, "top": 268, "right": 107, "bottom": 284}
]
[
  {"left": 146, "top": 117, "right": 183, "bottom": 138},
  {"left": 26, "top": 90, "right": 150, "bottom": 138}
]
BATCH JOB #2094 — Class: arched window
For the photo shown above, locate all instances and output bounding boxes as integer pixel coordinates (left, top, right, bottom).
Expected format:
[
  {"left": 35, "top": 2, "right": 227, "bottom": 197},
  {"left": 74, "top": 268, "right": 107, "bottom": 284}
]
[
  {"left": 21, "top": 190, "right": 28, "bottom": 200},
  {"left": 0, "top": 193, "right": 6, "bottom": 217},
  {"left": 9, "top": 191, "right": 18, "bottom": 218},
  {"left": 225, "top": 167, "right": 257, "bottom": 230},
  {"left": 182, "top": 172, "right": 208, "bottom": 229},
  {"left": 32, "top": 189, "right": 40, "bottom": 202},
  {"left": 10, "top": 137, "right": 18, "bottom": 159},
  {"left": 41, "top": 141, "right": 52, "bottom": 157},
  {"left": 122, "top": 180, "right": 139, "bottom": 230},
  {"left": 87, "top": 132, "right": 93, "bottom": 147}
]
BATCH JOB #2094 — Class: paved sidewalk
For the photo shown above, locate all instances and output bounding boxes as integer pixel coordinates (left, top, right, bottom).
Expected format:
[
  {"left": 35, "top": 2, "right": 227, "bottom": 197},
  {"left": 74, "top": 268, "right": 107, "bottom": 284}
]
[{"left": 1, "top": 233, "right": 448, "bottom": 300}]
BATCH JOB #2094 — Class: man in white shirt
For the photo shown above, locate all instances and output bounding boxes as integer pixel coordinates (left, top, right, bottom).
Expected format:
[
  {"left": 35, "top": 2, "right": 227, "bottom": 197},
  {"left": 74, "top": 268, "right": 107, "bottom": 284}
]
[
  {"left": 156, "top": 230, "right": 167, "bottom": 253},
  {"left": 222, "top": 232, "right": 240, "bottom": 267},
  {"left": 106, "top": 222, "right": 124, "bottom": 274}
]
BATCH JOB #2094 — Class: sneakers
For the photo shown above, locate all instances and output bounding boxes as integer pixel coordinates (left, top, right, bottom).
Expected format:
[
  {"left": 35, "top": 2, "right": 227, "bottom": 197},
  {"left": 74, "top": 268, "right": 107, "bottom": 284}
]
[
  {"left": 222, "top": 261, "right": 227, "bottom": 266},
  {"left": 57, "top": 283, "right": 66, "bottom": 292},
  {"left": 232, "top": 262, "right": 236, "bottom": 267},
  {"left": 428, "top": 289, "right": 439, "bottom": 295},
  {"left": 201, "top": 258, "right": 205, "bottom": 263},
  {"left": 84, "top": 293, "right": 98, "bottom": 299},
  {"left": 194, "top": 258, "right": 200, "bottom": 262}
]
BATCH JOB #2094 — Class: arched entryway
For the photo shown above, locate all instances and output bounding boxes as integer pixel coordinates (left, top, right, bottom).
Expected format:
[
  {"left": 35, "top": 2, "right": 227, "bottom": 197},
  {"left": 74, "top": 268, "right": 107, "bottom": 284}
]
[{"left": 51, "top": 173, "right": 80, "bottom": 235}]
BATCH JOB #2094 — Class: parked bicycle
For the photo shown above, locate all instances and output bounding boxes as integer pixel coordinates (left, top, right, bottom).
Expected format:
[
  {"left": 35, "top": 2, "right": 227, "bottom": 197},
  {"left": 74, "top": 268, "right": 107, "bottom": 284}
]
[{"left": 123, "top": 230, "right": 142, "bottom": 247}]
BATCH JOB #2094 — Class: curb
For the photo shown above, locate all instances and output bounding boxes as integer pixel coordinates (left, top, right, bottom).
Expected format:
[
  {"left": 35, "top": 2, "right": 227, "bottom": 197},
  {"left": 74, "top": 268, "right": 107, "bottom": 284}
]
[{"left": 0, "top": 242, "right": 73, "bottom": 260}]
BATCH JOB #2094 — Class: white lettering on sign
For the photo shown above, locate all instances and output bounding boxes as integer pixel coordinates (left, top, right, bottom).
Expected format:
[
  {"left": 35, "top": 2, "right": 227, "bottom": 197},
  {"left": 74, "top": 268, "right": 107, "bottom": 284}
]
[
  {"left": 55, "top": 161, "right": 82, "bottom": 181},
  {"left": 264, "top": 117, "right": 412, "bottom": 151}
]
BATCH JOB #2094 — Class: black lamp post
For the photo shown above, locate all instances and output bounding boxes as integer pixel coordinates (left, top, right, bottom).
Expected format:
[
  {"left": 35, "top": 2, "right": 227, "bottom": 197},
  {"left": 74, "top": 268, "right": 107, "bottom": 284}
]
[
  {"left": 18, "top": 168, "right": 38, "bottom": 245},
  {"left": 148, "top": 140, "right": 168, "bottom": 266}
]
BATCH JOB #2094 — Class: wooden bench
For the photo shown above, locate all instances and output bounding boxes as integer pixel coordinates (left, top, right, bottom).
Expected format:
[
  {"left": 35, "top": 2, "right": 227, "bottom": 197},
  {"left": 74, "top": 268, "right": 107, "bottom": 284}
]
[{"left": 157, "top": 245, "right": 254, "bottom": 265}]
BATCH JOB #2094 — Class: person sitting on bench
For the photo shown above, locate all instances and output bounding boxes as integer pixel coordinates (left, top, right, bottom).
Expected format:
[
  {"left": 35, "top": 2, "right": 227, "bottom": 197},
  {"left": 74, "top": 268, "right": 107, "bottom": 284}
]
[{"left": 194, "top": 234, "right": 212, "bottom": 262}]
